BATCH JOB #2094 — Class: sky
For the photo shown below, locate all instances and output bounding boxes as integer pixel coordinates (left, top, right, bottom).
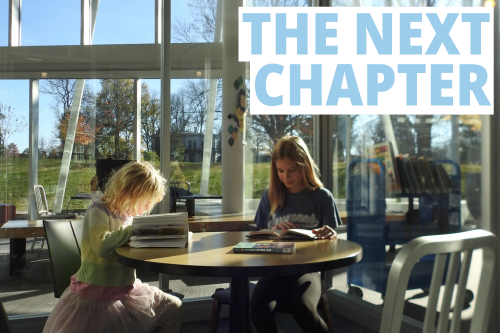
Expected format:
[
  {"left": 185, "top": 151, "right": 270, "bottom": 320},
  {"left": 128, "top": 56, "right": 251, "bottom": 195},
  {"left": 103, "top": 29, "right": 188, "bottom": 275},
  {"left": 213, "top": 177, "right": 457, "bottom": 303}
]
[{"left": 0, "top": 0, "right": 191, "bottom": 152}]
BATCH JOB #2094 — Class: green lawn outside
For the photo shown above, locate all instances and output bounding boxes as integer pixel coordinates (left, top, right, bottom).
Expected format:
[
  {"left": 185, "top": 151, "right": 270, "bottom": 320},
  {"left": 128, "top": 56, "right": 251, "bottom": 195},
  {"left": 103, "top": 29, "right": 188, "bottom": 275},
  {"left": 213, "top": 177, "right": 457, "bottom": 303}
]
[
  {"left": 0, "top": 157, "right": 481, "bottom": 211},
  {"left": 0, "top": 157, "right": 272, "bottom": 211}
]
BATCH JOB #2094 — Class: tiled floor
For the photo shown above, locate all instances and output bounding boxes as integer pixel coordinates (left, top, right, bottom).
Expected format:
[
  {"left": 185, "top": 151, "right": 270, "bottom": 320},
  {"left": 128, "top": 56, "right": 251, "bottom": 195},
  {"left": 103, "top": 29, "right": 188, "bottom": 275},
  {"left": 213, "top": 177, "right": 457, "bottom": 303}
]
[{"left": 181, "top": 312, "right": 377, "bottom": 333}]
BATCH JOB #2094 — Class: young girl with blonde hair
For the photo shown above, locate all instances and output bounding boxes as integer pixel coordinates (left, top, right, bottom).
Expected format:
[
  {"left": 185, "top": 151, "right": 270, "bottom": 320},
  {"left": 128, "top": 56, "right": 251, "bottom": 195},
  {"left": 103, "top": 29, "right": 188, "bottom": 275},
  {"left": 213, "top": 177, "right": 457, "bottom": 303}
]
[
  {"left": 43, "top": 161, "right": 183, "bottom": 333},
  {"left": 251, "top": 135, "right": 341, "bottom": 333}
]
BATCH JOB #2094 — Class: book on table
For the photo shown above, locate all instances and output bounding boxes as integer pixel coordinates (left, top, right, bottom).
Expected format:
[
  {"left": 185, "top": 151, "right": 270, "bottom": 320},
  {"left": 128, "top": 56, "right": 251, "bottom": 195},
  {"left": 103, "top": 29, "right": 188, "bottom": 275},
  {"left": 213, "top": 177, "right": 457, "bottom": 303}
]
[
  {"left": 233, "top": 242, "right": 296, "bottom": 254},
  {"left": 130, "top": 212, "right": 191, "bottom": 248},
  {"left": 247, "top": 228, "right": 317, "bottom": 240}
]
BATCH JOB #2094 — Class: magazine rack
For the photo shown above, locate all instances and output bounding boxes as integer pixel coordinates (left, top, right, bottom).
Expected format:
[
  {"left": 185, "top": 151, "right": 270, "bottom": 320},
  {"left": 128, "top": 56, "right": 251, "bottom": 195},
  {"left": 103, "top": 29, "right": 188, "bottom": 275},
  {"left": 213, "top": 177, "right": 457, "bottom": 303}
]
[{"left": 346, "top": 158, "right": 461, "bottom": 297}]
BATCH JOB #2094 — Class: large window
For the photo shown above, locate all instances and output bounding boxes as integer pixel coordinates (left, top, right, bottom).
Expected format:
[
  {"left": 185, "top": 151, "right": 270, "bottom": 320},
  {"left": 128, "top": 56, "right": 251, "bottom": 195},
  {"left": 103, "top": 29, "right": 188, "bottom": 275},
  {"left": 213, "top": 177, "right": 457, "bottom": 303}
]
[
  {"left": 326, "top": 0, "right": 489, "bottom": 328},
  {"left": 0, "top": 80, "right": 29, "bottom": 210}
]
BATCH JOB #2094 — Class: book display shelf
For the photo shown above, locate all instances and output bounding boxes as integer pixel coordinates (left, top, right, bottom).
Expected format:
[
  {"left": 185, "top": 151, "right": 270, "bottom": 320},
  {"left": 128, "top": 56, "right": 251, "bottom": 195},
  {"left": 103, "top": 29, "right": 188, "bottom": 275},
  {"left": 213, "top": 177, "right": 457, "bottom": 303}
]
[{"left": 346, "top": 148, "right": 462, "bottom": 298}]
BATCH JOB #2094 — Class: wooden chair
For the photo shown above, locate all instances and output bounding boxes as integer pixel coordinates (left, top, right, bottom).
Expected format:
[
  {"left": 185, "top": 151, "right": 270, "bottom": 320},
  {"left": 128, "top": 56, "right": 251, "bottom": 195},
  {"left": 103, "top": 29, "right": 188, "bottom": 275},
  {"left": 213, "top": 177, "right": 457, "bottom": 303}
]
[
  {"left": 380, "top": 229, "right": 498, "bottom": 333},
  {"left": 0, "top": 299, "right": 13, "bottom": 333},
  {"left": 209, "top": 280, "right": 335, "bottom": 333}
]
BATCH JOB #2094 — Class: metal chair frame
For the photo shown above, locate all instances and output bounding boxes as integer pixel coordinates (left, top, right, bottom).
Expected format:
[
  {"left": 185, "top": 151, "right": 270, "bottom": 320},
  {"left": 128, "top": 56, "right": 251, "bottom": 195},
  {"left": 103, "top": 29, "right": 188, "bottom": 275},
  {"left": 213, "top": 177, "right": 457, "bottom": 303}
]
[{"left": 380, "top": 229, "right": 498, "bottom": 333}]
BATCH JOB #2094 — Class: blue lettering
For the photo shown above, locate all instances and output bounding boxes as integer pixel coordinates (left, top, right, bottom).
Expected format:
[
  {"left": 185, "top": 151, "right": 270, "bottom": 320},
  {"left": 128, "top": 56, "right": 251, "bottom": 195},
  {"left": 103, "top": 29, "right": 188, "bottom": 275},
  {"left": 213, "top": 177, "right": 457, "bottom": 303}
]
[
  {"left": 290, "top": 64, "right": 322, "bottom": 106},
  {"left": 276, "top": 13, "right": 308, "bottom": 55},
  {"left": 357, "top": 13, "right": 392, "bottom": 55},
  {"left": 431, "top": 64, "right": 453, "bottom": 105},
  {"left": 462, "top": 13, "right": 490, "bottom": 55},
  {"left": 460, "top": 65, "right": 490, "bottom": 106},
  {"left": 398, "top": 64, "right": 426, "bottom": 106},
  {"left": 242, "top": 13, "right": 271, "bottom": 55},
  {"left": 400, "top": 14, "right": 422, "bottom": 55},
  {"left": 367, "top": 65, "right": 395, "bottom": 105},
  {"left": 255, "top": 64, "right": 284, "bottom": 106},
  {"left": 326, "top": 65, "right": 363, "bottom": 106},
  {"left": 426, "top": 13, "right": 459, "bottom": 55},
  {"left": 316, "top": 13, "right": 338, "bottom": 55}
]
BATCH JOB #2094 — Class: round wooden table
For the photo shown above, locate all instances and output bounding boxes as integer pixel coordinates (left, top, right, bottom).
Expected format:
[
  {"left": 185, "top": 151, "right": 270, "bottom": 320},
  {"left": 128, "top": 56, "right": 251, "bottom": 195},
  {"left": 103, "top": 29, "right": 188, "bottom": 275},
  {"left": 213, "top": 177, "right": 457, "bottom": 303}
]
[{"left": 116, "top": 231, "right": 362, "bottom": 333}]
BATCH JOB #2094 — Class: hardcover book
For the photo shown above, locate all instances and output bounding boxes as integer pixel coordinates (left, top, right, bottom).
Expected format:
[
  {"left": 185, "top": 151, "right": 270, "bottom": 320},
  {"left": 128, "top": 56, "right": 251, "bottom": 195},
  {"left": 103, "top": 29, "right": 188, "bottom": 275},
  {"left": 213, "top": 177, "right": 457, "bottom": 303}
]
[
  {"left": 233, "top": 242, "right": 296, "bottom": 254},
  {"left": 130, "top": 212, "right": 190, "bottom": 248},
  {"left": 247, "top": 229, "right": 317, "bottom": 240},
  {"left": 366, "top": 141, "right": 401, "bottom": 196}
]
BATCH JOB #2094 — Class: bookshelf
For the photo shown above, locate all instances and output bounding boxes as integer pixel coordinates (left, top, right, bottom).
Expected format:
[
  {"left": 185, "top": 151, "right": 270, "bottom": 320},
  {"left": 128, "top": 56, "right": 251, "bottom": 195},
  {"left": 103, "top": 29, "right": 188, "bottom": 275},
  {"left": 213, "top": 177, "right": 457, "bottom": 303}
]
[{"left": 346, "top": 157, "right": 461, "bottom": 297}]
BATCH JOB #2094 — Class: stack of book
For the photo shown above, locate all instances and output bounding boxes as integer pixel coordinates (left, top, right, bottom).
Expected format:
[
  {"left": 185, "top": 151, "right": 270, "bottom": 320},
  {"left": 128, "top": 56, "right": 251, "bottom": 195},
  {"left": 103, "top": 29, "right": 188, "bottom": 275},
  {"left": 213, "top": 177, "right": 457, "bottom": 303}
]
[
  {"left": 395, "top": 154, "right": 453, "bottom": 196},
  {"left": 367, "top": 141, "right": 455, "bottom": 196},
  {"left": 130, "top": 212, "right": 191, "bottom": 248}
]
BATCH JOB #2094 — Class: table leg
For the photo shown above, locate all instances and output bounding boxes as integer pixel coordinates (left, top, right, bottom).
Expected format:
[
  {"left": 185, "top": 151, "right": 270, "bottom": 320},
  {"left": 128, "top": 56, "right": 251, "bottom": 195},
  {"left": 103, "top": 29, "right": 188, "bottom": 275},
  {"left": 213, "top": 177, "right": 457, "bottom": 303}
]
[
  {"left": 186, "top": 198, "right": 194, "bottom": 217},
  {"left": 229, "top": 276, "right": 250, "bottom": 333},
  {"left": 10, "top": 238, "right": 26, "bottom": 276}
]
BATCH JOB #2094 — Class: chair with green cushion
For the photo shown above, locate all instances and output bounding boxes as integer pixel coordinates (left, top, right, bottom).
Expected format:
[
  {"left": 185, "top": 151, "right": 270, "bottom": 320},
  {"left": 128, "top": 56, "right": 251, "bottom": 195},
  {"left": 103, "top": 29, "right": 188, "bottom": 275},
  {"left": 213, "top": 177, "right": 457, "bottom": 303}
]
[
  {"left": 44, "top": 219, "right": 184, "bottom": 301},
  {"left": 70, "top": 220, "right": 84, "bottom": 255},
  {"left": 43, "top": 219, "right": 82, "bottom": 298}
]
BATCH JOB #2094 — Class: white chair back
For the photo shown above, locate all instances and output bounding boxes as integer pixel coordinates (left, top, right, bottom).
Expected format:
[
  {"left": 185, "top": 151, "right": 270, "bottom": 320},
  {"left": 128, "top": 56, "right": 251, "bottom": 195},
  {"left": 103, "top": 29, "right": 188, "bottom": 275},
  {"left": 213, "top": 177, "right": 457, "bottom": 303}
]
[
  {"left": 33, "top": 185, "right": 50, "bottom": 217},
  {"left": 380, "top": 229, "right": 498, "bottom": 333}
]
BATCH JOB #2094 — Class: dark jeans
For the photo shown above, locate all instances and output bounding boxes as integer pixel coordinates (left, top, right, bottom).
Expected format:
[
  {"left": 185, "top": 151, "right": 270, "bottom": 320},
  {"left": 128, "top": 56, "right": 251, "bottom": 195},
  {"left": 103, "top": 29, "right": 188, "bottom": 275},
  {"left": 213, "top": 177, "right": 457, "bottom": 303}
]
[{"left": 250, "top": 272, "right": 329, "bottom": 333}]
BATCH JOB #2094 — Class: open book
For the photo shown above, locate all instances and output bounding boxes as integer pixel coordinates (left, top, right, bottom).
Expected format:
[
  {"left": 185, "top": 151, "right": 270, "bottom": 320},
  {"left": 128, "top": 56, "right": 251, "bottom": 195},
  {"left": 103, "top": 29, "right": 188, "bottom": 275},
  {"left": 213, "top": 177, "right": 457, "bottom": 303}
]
[
  {"left": 247, "top": 229, "right": 317, "bottom": 240},
  {"left": 130, "top": 212, "right": 190, "bottom": 248}
]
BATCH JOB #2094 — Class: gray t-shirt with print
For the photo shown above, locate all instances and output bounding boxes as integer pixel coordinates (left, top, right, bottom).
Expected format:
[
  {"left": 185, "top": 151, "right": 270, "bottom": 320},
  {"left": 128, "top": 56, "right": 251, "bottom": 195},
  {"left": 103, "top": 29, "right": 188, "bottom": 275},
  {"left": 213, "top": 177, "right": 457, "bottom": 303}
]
[{"left": 254, "top": 187, "right": 342, "bottom": 230}]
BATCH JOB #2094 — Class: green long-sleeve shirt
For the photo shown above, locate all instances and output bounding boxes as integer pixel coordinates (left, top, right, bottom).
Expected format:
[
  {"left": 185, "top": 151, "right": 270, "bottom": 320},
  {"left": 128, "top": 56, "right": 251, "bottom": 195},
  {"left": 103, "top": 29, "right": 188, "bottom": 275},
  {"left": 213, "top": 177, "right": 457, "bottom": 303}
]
[{"left": 75, "top": 202, "right": 135, "bottom": 287}]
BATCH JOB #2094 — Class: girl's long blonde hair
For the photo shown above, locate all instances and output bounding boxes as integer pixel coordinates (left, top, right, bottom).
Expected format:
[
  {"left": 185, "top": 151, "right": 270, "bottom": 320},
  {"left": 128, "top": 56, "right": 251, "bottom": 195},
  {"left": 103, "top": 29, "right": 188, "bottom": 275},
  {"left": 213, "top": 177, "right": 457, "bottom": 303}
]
[
  {"left": 101, "top": 161, "right": 166, "bottom": 216},
  {"left": 268, "top": 135, "right": 323, "bottom": 215}
]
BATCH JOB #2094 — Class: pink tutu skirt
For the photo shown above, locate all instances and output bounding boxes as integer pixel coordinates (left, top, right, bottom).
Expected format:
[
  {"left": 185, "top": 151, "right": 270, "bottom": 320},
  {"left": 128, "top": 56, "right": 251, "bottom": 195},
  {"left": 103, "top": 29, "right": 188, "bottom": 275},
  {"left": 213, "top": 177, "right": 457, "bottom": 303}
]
[{"left": 43, "top": 277, "right": 182, "bottom": 333}]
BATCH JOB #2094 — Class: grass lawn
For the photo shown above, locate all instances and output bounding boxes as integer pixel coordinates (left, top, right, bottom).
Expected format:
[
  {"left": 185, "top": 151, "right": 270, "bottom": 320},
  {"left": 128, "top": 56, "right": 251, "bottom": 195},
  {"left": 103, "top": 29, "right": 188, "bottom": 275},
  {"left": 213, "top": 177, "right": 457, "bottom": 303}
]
[
  {"left": 0, "top": 157, "right": 480, "bottom": 212},
  {"left": 0, "top": 157, "right": 273, "bottom": 211}
]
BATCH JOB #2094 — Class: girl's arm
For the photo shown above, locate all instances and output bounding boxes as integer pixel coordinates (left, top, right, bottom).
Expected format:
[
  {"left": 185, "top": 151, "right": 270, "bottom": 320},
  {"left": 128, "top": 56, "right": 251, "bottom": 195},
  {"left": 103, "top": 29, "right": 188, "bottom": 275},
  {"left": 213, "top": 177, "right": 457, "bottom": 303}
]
[
  {"left": 312, "top": 190, "right": 341, "bottom": 239},
  {"left": 86, "top": 206, "right": 134, "bottom": 258}
]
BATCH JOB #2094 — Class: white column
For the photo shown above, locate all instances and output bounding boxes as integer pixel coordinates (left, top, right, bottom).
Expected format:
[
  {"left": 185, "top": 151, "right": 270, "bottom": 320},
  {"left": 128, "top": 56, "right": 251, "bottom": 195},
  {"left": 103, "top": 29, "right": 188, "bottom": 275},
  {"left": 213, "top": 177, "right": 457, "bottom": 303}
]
[
  {"left": 54, "top": 0, "right": 99, "bottom": 212},
  {"left": 200, "top": 0, "right": 222, "bottom": 195},
  {"left": 53, "top": 80, "right": 85, "bottom": 213},
  {"left": 155, "top": 0, "right": 162, "bottom": 44},
  {"left": 159, "top": 0, "right": 171, "bottom": 213},
  {"left": 8, "top": 0, "right": 21, "bottom": 47},
  {"left": 134, "top": 79, "right": 142, "bottom": 161},
  {"left": 221, "top": 0, "right": 245, "bottom": 214},
  {"left": 28, "top": 80, "right": 39, "bottom": 220}
]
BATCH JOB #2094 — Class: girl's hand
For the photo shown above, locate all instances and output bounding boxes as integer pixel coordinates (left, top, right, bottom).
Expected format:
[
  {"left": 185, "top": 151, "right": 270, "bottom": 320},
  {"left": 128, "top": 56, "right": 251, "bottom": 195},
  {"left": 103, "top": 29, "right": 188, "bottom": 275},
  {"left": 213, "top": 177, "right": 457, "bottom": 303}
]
[
  {"left": 312, "top": 225, "right": 337, "bottom": 239},
  {"left": 272, "top": 222, "right": 300, "bottom": 230}
]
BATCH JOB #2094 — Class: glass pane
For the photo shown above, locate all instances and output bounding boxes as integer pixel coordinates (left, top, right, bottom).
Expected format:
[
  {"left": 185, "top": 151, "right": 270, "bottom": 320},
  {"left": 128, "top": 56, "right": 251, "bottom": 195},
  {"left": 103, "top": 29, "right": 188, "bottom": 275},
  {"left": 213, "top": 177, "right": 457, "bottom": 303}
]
[
  {"left": 325, "top": 2, "right": 487, "bottom": 327},
  {"left": 22, "top": 0, "right": 80, "bottom": 46},
  {"left": 93, "top": 0, "right": 155, "bottom": 45},
  {"left": 39, "top": 79, "right": 98, "bottom": 214},
  {"left": 172, "top": 0, "right": 218, "bottom": 43},
  {"left": 0, "top": 80, "right": 29, "bottom": 210},
  {"left": 0, "top": 0, "right": 7, "bottom": 46},
  {"left": 169, "top": 78, "right": 222, "bottom": 197}
]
